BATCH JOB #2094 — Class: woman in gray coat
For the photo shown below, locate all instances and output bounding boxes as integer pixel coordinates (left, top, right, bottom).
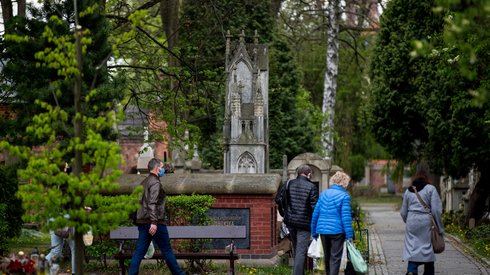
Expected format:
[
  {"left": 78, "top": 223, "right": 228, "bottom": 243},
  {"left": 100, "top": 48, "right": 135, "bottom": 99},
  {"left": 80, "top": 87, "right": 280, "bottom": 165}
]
[{"left": 400, "top": 167, "right": 444, "bottom": 275}]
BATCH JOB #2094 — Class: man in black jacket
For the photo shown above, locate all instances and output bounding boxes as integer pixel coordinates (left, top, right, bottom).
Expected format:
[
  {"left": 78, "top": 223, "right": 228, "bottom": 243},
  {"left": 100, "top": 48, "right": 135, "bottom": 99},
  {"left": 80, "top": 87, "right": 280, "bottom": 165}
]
[
  {"left": 129, "top": 158, "right": 184, "bottom": 275},
  {"left": 284, "top": 164, "right": 319, "bottom": 275}
]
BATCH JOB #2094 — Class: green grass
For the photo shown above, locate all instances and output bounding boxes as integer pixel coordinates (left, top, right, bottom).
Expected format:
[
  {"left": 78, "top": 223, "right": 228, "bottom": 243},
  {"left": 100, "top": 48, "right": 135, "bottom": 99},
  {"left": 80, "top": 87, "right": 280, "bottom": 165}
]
[
  {"left": 444, "top": 216, "right": 490, "bottom": 261},
  {"left": 355, "top": 194, "right": 403, "bottom": 204},
  {"left": 7, "top": 228, "right": 51, "bottom": 255},
  {"left": 355, "top": 194, "right": 403, "bottom": 210}
]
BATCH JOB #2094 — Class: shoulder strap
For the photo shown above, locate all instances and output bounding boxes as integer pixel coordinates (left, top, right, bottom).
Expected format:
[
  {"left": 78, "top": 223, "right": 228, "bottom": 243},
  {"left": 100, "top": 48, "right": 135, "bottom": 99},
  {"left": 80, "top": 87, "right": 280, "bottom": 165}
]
[
  {"left": 411, "top": 186, "right": 430, "bottom": 211},
  {"left": 285, "top": 179, "right": 290, "bottom": 190},
  {"left": 285, "top": 179, "right": 290, "bottom": 201}
]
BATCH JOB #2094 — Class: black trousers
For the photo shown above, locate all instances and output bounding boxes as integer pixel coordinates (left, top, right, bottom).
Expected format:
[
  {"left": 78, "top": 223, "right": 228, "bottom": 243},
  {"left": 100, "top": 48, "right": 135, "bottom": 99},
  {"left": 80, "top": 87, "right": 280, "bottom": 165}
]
[{"left": 320, "top": 233, "right": 345, "bottom": 275}]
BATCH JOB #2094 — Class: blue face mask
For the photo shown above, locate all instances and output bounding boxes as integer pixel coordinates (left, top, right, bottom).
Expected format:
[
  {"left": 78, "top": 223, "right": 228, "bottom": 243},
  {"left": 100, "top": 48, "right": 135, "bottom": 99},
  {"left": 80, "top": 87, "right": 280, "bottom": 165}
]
[{"left": 158, "top": 167, "right": 165, "bottom": 177}]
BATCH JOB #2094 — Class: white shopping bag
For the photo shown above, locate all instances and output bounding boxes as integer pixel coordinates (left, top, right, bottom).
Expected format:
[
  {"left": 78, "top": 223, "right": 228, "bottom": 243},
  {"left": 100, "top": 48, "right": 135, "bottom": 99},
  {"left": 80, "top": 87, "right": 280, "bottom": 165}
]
[
  {"left": 339, "top": 241, "right": 348, "bottom": 272},
  {"left": 307, "top": 238, "right": 323, "bottom": 259}
]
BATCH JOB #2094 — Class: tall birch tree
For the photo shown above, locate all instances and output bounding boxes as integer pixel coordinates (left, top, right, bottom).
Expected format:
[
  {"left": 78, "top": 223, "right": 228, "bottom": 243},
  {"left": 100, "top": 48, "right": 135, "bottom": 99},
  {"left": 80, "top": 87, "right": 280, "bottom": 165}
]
[{"left": 321, "top": 0, "right": 340, "bottom": 159}]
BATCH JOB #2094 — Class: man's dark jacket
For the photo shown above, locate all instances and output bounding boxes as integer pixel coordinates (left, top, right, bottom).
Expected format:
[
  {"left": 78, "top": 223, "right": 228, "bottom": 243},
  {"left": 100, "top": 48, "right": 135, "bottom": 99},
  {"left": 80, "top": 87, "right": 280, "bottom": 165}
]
[
  {"left": 135, "top": 173, "right": 167, "bottom": 225},
  {"left": 284, "top": 175, "right": 318, "bottom": 231}
]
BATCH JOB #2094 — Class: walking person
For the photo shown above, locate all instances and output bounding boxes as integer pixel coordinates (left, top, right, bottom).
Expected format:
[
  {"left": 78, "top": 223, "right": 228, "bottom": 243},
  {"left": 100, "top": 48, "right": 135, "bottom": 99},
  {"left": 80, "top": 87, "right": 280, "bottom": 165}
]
[
  {"left": 129, "top": 158, "right": 184, "bottom": 275},
  {"left": 400, "top": 165, "right": 444, "bottom": 275},
  {"left": 45, "top": 217, "right": 74, "bottom": 274},
  {"left": 311, "top": 171, "right": 354, "bottom": 275},
  {"left": 46, "top": 162, "right": 75, "bottom": 274},
  {"left": 283, "top": 164, "right": 318, "bottom": 275}
]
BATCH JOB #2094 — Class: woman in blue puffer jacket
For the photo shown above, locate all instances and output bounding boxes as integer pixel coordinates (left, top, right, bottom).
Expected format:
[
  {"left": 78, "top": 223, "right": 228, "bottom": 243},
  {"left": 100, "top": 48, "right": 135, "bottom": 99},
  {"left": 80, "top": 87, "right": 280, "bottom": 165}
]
[{"left": 311, "top": 171, "right": 353, "bottom": 275}]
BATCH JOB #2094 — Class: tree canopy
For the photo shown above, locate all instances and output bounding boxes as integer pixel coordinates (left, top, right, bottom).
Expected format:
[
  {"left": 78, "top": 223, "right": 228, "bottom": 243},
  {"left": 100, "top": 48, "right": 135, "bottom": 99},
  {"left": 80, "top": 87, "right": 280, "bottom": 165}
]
[
  {"left": 370, "top": 0, "right": 490, "bottom": 221},
  {"left": 0, "top": 1, "right": 140, "bottom": 271}
]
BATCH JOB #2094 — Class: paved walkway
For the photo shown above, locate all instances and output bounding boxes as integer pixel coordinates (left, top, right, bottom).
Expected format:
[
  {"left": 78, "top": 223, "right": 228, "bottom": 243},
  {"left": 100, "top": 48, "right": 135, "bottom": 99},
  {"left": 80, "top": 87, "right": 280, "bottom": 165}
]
[{"left": 363, "top": 203, "right": 489, "bottom": 275}]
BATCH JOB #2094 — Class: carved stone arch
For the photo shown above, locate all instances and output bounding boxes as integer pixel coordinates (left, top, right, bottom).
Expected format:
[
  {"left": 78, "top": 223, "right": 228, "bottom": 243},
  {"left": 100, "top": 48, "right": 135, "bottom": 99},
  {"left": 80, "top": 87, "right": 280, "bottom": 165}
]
[
  {"left": 287, "top": 153, "right": 331, "bottom": 191},
  {"left": 231, "top": 59, "right": 253, "bottom": 103},
  {"left": 233, "top": 57, "right": 253, "bottom": 72},
  {"left": 237, "top": 152, "right": 257, "bottom": 173}
]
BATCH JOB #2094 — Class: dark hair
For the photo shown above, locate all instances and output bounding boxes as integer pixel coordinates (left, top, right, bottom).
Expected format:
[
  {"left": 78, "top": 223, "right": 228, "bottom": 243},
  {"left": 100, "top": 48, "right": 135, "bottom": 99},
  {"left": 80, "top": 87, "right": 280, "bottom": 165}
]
[
  {"left": 147, "top": 158, "right": 162, "bottom": 171},
  {"left": 296, "top": 164, "right": 312, "bottom": 176},
  {"left": 413, "top": 163, "right": 430, "bottom": 183}
]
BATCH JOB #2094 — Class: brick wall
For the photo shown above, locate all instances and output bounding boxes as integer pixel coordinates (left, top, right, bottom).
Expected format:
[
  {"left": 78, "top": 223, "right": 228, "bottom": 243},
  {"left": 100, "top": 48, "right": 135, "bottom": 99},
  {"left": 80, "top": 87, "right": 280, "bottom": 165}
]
[
  {"left": 119, "top": 140, "right": 143, "bottom": 174},
  {"left": 369, "top": 160, "right": 387, "bottom": 189},
  {"left": 211, "top": 194, "right": 278, "bottom": 259}
]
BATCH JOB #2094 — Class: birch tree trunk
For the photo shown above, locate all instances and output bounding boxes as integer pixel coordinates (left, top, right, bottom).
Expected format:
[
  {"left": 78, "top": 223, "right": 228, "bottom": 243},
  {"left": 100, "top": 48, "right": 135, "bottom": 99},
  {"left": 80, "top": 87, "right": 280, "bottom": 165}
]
[{"left": 321, "top": 0, "right": 340, "bottom": 159}]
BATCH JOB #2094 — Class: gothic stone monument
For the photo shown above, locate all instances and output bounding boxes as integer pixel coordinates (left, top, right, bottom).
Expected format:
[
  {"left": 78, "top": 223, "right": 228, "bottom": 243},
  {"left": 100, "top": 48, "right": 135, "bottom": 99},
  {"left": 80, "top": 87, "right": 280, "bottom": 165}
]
[
  {"left": 223, "top": 30, "right": 269, "bottom": 174},
  {"left": 117, "top": 31, "right": 281, "bottom": 260}
]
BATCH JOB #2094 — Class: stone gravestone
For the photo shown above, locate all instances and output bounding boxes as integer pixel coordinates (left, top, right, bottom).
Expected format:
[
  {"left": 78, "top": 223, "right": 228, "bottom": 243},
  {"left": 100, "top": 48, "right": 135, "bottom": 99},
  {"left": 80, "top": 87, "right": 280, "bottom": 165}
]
[{"left": 223, "top": 30, "right": 269, "bottom": 174}]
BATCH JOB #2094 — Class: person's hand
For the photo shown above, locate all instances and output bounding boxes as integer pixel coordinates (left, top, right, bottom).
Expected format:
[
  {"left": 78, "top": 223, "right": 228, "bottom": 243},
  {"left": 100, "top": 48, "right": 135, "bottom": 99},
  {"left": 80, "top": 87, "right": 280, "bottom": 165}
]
[
  {"left": 348, "top": 238, "right": 355, "bottom": 247},
  {"left": 149, "top": 224, "right": 157, "bottom": 236}
]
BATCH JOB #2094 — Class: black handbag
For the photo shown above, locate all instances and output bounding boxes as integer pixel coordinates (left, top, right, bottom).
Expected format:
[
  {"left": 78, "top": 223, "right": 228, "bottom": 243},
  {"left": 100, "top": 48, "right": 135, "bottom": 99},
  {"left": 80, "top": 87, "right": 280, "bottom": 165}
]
[{"left": 275, "top": 180, "right": 290, "bottom": 217}]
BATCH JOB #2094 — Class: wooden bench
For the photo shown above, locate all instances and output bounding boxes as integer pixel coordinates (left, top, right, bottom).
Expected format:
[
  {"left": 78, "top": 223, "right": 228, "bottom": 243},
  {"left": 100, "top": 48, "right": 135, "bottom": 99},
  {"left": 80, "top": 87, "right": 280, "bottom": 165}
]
[{"left": 110, "top": 225, "right": 247, "bottom": 275}]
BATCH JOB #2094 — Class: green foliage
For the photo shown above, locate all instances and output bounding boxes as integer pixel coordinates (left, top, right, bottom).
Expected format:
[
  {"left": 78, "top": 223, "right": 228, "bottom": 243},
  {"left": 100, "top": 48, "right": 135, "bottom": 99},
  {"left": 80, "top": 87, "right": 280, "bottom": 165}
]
[
  {"left": 371, "top": 0, "right": 490, "bottom": 185},
  {"left": 7, "top": 228, "right": 51, "bottom": 253},
  {"left": 0, "top": 205, "right": 11, "bottom": 255},
  {"left": 177, "top": 0, "right": 321, "bottom": 168},
  {"left": 465, "top": 224, "right": 490, "bottom": 258},
  {"left": 0, "top": 1, "right": 140, "bottom": 250},
  {"left": 444, "top": 211, "right": 490, "bottom": 259},
  {"left": 0, "top": 1, "right": 121, "bottom": 147},
  {"left": 436, "top": 0, "right": 490, "bottom": 97},
  {"left": 1, "top": 99, "right": 141, "bottom": 236},
  {"left": 85, "top": 239, "right": 119, "bottom": 268},
  {"left": 278, "top": 2, "right": 387, "bottom": 175},
  {"left": 268, "top": 35, "right": 321, "bottom": 167},
  {"left": 165, "top": 194, "right": 215, "bottom": 273},
  {"left": 370, "top": 0, "right": 445, "bottom": 163},
  {"left": 238, "top": 264, "right": 292, "bottom": 275},
  {"left": 335, "top": 33, "right": 390, "bottom": 179},
  {"left": 166, "top": 194, "right": 215, "bottom": 226},
  {"left": 0, "top": 164, "right": 24, "bottom": 255}
]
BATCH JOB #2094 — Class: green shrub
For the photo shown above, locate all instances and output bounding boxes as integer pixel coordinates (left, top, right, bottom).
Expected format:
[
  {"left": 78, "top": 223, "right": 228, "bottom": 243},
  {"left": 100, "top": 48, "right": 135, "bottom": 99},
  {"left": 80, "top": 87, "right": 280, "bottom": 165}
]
[
  {"left": 0, "top": 164, "right": 24, "bottom": 255},
  {"left": 85, "top": 239, "right": 119, "bottom": 268},
  {"left": 351, "top": 185, "right": 379, "bottom": 197},
  {"left": 166, "top": 194, "right": 215, "bottom": 226},
  {"left": 465, "top": 224, "right": 490, "bottom": 258},
  {"left": 166, "top": 194, "right": 215, "bottom": 274},
  {"left": 444, "top": 211, "right": 490, "bottom": 259}
]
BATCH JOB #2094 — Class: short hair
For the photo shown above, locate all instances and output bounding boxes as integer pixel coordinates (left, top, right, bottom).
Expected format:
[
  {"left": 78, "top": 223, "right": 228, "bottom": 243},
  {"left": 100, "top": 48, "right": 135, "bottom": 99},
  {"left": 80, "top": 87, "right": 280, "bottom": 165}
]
[
  {"left": 329, "top": 171, "right": 351, "bottom": 188},
  {"left": 148, "top": 158, "right": 162, "bottom": 172},
  {"left": 297, "top": 164, "right": 312, "bottom": 176}
]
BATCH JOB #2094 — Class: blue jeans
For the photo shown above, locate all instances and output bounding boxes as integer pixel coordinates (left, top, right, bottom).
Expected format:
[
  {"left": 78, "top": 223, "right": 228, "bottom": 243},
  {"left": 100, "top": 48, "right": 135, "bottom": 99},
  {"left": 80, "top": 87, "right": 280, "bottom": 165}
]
[
  {"left": 407, "top": 261, "right": 434, "bottom": 275},
  {"left": 289, "top": 227, "right": 311, "bottom": 275},
  {"left": 129, "top": 224, "right": 184, "bottom": 275},
  {"left": 45, "top": 230, "right": 75, "bottom": 273}
]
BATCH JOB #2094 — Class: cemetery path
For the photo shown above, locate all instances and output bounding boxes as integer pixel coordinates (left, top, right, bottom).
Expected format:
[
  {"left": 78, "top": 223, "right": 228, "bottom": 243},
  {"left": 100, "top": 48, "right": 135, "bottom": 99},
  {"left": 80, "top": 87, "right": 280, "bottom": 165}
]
[{"left": 362, "top": 203, "right": 490, "bottom": 275}]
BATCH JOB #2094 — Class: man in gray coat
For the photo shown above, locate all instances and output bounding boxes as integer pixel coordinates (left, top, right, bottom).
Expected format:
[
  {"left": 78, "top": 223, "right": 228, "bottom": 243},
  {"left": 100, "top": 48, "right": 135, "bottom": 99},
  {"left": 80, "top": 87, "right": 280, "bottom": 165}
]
[{"left": 284, "top": 164, "right": 318, "bottom": 275}]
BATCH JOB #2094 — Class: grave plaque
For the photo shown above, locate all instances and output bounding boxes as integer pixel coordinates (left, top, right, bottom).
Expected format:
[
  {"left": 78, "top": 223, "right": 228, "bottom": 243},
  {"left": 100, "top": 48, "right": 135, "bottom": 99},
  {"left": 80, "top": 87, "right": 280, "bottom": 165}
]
[{"left": 207, "top": 208, "right": 250, "bottom": 249}]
